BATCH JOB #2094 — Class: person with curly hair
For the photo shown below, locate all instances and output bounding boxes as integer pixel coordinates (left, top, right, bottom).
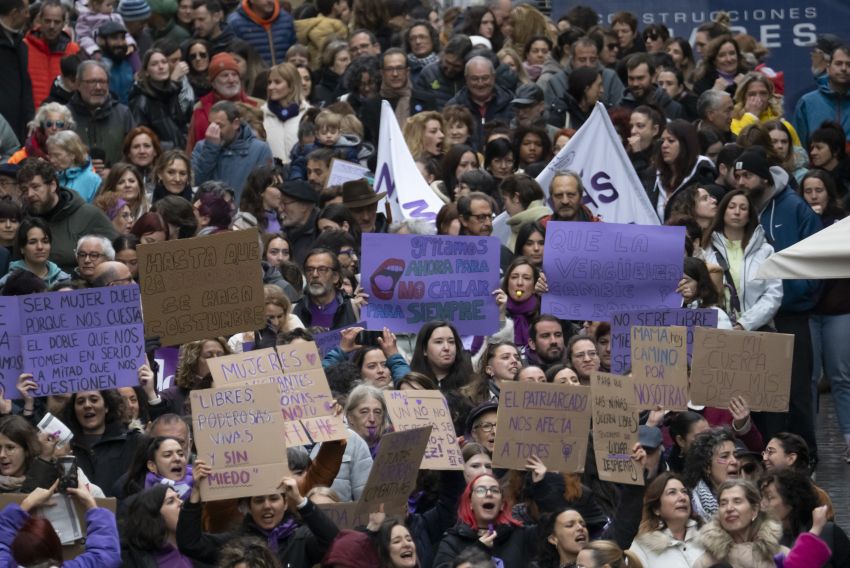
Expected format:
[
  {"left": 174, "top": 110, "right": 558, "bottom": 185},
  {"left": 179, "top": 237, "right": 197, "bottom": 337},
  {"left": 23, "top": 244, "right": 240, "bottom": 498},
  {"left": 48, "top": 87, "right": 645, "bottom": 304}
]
[{"left": 682, "top": 428, "right": 739, "bottom": 521}]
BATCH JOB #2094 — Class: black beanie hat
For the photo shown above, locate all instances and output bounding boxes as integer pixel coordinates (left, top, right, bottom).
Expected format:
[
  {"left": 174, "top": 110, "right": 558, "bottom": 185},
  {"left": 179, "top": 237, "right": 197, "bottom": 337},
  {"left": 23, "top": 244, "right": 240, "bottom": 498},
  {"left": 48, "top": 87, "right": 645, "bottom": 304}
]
[{"left": 734, "top": 146, "right": 771, "bottom": 181}]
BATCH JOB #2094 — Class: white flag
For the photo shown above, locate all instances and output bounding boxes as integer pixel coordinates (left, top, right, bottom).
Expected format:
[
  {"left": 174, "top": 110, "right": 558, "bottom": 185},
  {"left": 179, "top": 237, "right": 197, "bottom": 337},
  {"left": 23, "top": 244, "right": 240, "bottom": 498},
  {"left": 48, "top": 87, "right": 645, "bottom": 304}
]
[
  {"left": 536, "top": 103, "right": 659, "bottom": 226},
  {"left": 375, "top": 100, "right": 445, "bottom": 223}
]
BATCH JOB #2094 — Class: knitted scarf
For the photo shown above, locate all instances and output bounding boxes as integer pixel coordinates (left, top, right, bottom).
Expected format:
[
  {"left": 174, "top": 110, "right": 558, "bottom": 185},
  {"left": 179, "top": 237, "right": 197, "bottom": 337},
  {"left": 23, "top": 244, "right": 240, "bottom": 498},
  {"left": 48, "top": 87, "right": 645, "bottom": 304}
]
[
  {"left": 407, "top": 51, "right": 439, "bottom": 72},
  {"left": 506, "top": 294, "right": 539, "bottom": 348},
  {"left": 0, "top": 475, "right": 24, "bottom": 491},
  {"left": 267, "top": 99, "right": 301, "bottom": 122},
  {"left": 144, "top": 464, "right": 194, "bottom": 500},
  {"left": 259, "top": 516, "right": 298, "bottom": 551}
]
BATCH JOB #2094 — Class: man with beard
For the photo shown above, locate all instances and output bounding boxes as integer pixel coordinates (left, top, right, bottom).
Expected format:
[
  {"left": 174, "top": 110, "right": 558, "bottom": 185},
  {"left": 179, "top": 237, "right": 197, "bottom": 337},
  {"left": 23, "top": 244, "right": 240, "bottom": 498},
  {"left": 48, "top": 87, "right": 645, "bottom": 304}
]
[
  {"left": 95, "top": 21, "right": 134, "bottom": 104},
  {"left": 543, "top": 171, "right": 599, "bottom": 223},
  {"left": 67, "top": 60, "right": 135, "bottom": 168},
  {"left": 412, "top": 34, "right": 472, "bottom": 112},
  {"left": 17, "top": 158, "right": 116, "bottom": 272},
  {"left": 292, "top": 248, "right": 358, "bottom": 329},
  {"left": 525, "top": 315, "right": 572, "bottom": 370},
  {"left": 619, "top": 53, "right": 683, "bottom": 120},
  {"left": 341, "top": 178, "right": 387, "bottom": 234},
  {"left": 279, "top": 179, "right": 319, "bottom": 265},
  {"left": 24, "top": 0, "right": 80, "bottom": 108},
  {"left": 187, "top": 52, "right": 259, "bottom": 151}
]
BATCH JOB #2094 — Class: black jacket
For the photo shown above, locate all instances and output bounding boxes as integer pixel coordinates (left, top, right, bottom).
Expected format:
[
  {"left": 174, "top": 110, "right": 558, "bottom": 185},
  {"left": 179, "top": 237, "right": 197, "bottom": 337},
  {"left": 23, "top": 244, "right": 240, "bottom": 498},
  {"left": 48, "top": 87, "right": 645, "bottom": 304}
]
[
  {"left": 433, "top": 522, "right": 537, "bottom": 568},
  {"left": 69, "top": 421, "right": 141, "bottom": 497},
  {"left": 412, "top": 61, "right": 464, "bottom": 112},
  {"left": 128, "top": 79, "right": 190, "bottom": 150},
  {"left": 446, "top": 85, "right": 515, "bottom": 149},
  {"left": 292, "top": 291, "right": 359, "bottom": 330},
  {"left": 619, "top": 85, "right": 683, "bottom": 121},
  {"left": 284, "top": 207, "right": 320, "bottom": 266},
  {"left": 0, "top": 27, "right": 34, "bottom": 141},
  {"left": 312, "top": 68, "right": 343, "bottom": 107},
  {"left": 177, "top": 499, "right": 339, "bottom": 567},
  {"left": 67, "top": 92, "right": 135, "bottom": 166}
]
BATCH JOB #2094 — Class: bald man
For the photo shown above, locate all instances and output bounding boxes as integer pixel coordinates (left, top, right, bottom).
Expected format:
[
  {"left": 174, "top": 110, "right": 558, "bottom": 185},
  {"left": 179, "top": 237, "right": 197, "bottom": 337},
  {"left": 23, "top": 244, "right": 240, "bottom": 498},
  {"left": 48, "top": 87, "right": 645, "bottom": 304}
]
[{"left": 91, "top": 260, "right": 133, "bottom": 287}]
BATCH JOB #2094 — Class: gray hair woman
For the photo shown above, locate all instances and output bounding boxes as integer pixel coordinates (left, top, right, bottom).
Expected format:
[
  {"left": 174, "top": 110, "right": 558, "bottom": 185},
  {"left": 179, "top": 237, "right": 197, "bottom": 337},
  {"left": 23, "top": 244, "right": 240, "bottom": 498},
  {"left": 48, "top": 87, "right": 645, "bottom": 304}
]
[
  {"left": 344, "top": 384, "right": 389, "bottom": 457},
  {"left": 46, "top": 130, "right": 101, "bottom": 202},
  {"left": 11, "top": 102, "right": 75, "bottom": 163}
]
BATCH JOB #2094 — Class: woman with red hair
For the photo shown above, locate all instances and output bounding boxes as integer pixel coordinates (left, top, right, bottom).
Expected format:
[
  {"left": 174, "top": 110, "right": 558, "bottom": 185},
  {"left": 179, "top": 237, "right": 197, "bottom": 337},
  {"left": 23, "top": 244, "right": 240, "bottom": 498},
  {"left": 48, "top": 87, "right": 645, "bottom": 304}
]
[
  {"left": 432, "top": 457, "right": 552, "bottom": 568},
  {"left": 0, "top": 482, "right": 121, "bottom": 567}
]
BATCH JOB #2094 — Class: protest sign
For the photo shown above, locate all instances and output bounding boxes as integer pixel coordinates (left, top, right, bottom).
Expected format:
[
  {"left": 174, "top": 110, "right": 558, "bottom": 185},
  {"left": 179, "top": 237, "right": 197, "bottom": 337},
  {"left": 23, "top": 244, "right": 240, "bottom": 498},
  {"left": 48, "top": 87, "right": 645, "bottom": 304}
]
[
  {"left": 630, "top": 325, "right": 688, "bottom": 410},
  {"left": 190, "top": 382, "right": 289, "bottom": 501},
  {"left": 591, "top": 373, "right": 643, "bottom": 486},
  {"left": 208, "top": 342, "right": 347, "bottom": 445},
  {"left": 138, "top": 229, "right": 265, "bottom": 346},
  {"left": 541, "top": 222, "right": 685, "bottom": 321},
  {"left": 313, "top": 322, "right": 365, "bottom": 357},
  {"left": 375, "top": 100, "right": 445, "bottom": 223},
  {"left": 386, "top": 390, "right": 464, "bottom": 470},
  {"left": 360, "top": 426, "right": 432, "bottom": 513},
  {"left": 492, "top": 381, "right": 590, "bottom": 472},
  {"left": 610, "top": 308, "right": 718, "bottom": 374},
  {"left": 360, "top": 233, "right": 500, "bottom": 335},
  {"left": 317, "top": 502, "right": 372, "bottom": 530},
  {"left": 536, "top": 103, "right": 659, "bottom": 225},
  {"left": 690, "top": 328, "right": 794, "bottom": 412},
  {"left": 326, "top": 158, "right": 370, "bottom": 188},
  {"left": 0, "top": 297, "right": 22, "bottom": 399},
  {"left": 6, "top": 286, "right": 145, "bottom": 396}
]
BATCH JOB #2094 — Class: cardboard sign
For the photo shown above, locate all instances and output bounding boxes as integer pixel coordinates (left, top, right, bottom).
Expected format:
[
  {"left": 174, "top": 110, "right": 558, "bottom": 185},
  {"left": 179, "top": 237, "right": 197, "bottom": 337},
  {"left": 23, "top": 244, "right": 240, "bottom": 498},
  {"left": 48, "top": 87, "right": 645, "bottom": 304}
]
[
  {"left": 541, "top": 222, "right": 685, "bottom": 321},
  {"left": 492, "top": 381, "right": 591, "bottom": 472},
  {"left": 360, "top": 234, "right": 500, "bottom": 335},
  {"left": 690, "top": 328, "right": 794, "bottom": 412},
  {"left": 326, "top": 158, "right": 370, "bottom": 188},
  {"left": 630, "top": 325, "right": 688, "bottom": 410},
  {"left": 359, "top": 426, "right": 432, "bottom": 513},
  {"left": 208, "top": 342, "right": 347, "bottom": 445},
  {"left": 0, "top": 286, "right": 145, "bottom": 396},
  {"left": 386, "top": 390, "right": 464, "bottom": 470},
  {"left": 313, "top": 322, "right": 365, "bottom": 357},
  {"left": 591, "top": 373, "right": 643, "bottom": 485},
  {"left": 190, "top": 382, "right": 289, "bottom": 501},
  {"left": 317, "top": 501, "right": 372, "bottom": 530},
  {"left": 610, "top": 308, "right": 718, "bottom": 374},
  {"left": 138, "top": 229, "right": 266, "bottom": 346}
]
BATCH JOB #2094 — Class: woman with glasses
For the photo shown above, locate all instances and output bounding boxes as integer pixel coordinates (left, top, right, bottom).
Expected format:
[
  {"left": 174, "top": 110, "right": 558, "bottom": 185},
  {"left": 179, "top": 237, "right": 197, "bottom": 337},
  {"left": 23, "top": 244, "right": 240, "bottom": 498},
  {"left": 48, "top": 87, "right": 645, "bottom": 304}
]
[
  {"left": 8, "top": 103, "right": 74, "bottom": 165},
  {"left": 567, "top": 335, "right": 600, "bottom": 386},
  {"left": 185, "top": 39, "right": 212, "bottom": 99},
  {"left": 0, "top": 218, "right": 70, "bottom": 290},
  {"left": 93, "top": 191, "right": 136, "bottom": 235}
]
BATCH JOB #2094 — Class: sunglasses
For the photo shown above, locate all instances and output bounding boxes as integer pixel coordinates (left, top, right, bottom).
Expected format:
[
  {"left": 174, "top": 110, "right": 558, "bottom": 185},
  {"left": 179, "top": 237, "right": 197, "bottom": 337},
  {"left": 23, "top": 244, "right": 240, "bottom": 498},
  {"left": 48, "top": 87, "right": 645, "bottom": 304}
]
[
  {"left": 645, "top": 32, "right": 659, "bottom": 41},
  {"left": 190, "top": 52, "right": 209, "bottom": 60},
  {"left": 42, "top": 120, "right": 65, "bottom": 129}
]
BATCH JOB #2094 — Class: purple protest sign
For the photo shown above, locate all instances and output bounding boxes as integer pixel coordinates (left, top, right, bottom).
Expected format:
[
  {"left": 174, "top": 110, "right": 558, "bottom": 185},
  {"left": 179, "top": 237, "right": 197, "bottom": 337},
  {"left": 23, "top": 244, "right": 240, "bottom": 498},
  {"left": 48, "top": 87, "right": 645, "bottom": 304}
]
[
  {"left": 610, "top": 308, "right": 719, "bottom": 374},
  {"left": 0, "top": 298, "right": 23, "bottom": 400},
  {"left": 541, "top": 222, "right": 686, "bottom": 321},
  {"left": 7, "top": 285, "right": 146, "bottom": 396},
  {"left": 314, "top": 322, "right": 365, "bottom": 357},
  {"left": 153, "top": 347, "right": 180, "bottom": 391},
  {"left": 361, "top": 234, "right": 500, "bottom": 335}
]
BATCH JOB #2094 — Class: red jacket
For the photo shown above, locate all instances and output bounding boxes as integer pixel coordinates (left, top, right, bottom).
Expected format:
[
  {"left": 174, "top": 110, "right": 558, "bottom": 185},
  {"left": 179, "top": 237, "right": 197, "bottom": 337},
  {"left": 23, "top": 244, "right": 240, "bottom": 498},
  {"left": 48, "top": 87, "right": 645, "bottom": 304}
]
[
  {"left": 186, "top": 90, "right": 259, "bottom": 153},
  {"left": 24, "top": 29, "right": 80, "bottom": 108}
]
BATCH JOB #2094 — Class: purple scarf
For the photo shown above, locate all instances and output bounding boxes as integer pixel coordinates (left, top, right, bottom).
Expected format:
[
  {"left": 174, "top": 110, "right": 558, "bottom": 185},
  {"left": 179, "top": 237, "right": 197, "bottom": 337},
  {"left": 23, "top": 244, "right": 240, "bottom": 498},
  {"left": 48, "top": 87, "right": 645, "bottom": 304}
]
[
  {"left": 155, "top": 544, "right": 193, "bottom": 568},
  {"left": 259, "top": 516, "right": 298, "bottom": 551},
  {"left": 144, "top": 465, "right": 193, "bottom": 500},
  {"left": 506, "top": 294, "right": 539, "bottom": 348}
]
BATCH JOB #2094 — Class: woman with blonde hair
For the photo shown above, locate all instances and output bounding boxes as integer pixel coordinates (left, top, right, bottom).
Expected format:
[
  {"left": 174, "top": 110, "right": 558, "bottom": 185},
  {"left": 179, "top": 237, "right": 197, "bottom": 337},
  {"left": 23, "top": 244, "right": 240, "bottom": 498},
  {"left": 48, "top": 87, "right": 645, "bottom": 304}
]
[
  {"left": 263, "top": 62, "right": 308, "bottom": 164},
  {"left": 403, "top": 111, "right": 445, "bottom": 160},
  {"left": 507, "top": 4, "right": 553, "bottom": 57},
  {"left": 97, "top": 162, "right": 149, "bottom": 220},
  {"left": 497, "top": 47, "right": 530, "bottom": 85},
  {"left": 577, "top": 540, "right": 644, "bottom": 568},
  {"left": 730, "top": 73, "right": 800, "bottom": 142},
  {"left": 227, "top": 284, "right": 304, "bottom": 352},
  {"left": 46, "top": 130, "right": 101, "bottom": 202}
]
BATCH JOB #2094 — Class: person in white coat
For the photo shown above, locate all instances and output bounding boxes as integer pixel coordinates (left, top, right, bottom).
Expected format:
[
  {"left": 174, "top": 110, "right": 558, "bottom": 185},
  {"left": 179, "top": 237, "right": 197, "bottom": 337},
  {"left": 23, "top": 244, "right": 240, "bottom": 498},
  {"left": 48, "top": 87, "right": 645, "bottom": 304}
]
[
  {"left": 629, "top": 472, "right": 705, "bottom": 568},
  {"left": 701, "top": 189, "right": 783, "bottom": 331},
  {"left": 263, "top": 62, "right": 310, "bottom": 164}
]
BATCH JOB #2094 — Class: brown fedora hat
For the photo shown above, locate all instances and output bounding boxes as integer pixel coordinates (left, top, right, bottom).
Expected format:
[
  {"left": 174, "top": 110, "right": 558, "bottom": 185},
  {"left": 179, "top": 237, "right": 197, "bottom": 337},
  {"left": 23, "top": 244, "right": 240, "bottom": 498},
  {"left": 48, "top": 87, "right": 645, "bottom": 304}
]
[{"left": 342, "top": 179, "right": 386, "bottom": 208}]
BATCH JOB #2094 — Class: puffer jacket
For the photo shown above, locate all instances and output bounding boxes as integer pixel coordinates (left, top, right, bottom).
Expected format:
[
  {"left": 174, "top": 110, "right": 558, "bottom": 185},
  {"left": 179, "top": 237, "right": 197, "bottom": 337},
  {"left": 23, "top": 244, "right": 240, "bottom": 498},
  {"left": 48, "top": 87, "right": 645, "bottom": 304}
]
[
  {"left": 628, "top": 520, "right": 705, "bottom": 568},
  {"left": 226, "top": 0, "right": 295, "bottom": 66},
  {"left": 309, "top": 429, "right": 372, "bottom": 502},
  {"left": 412, "top": 61, "right": 465, "bottom": 112},
  {"left": 128, "top": 79, "right": 191, "bottom": 150},
  {"left": 693, "top": 517, "right": 788, "bottom": 568},
  {"left": 67, "top": 92, "right": 135, "bottom": 166},
  {"left": 703, "top": 224, "right": 783, "bottom": 330},
  {"left": 294, "top": 15, "right": 348, "bottom": 71},
  {"left": 24, "top": 28, "right": 80, "bottom": 108}
]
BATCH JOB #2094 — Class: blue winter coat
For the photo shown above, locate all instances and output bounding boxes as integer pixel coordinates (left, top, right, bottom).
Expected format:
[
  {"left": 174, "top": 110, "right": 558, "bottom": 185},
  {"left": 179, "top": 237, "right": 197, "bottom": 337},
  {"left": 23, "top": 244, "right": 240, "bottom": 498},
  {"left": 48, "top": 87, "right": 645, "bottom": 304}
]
[
  {"left": 0, "top": 504, "right": 122, "bottom": 568},
  {"left": 759, "top": 166, "right": 823, "bottom": 312},
  {"left": 191, "top": 123, "right": 273, "bottom": 202},
  {"left": 793, "top": 80, "right": 850, "bottom": 148},
  {"left": 58, "top": 159, "right": 101, "bottom": 202},
  {"left": 226, "top": 2, "right": 295, "bottom": 66}
]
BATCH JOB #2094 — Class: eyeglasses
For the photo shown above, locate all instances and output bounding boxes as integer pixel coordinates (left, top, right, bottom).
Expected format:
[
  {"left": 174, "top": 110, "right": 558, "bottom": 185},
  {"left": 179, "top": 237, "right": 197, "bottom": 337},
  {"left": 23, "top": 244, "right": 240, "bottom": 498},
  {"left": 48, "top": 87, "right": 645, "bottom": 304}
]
[
  {"left": 108, "top": 277, "right": 134, "bottom": 286},
  {"left": 76, "top": 251, "right": 104, "bottom": 261},
  {"left": 606, "top": 43, "right": 618, "bottom": 51},
  {"left": 305, "top": 266, "right": 334, "bottom": 275},
  {"left": 81, "top": 79, "right": 108, "bottom": 86},
  {"left": 762, "top": 448, "right": 779, "bottom": 457},
  {"left": 0, "top": 178, "right": 17, "bottom": 188},
  {"left": 473, "top": 421, "right": 496, "bottom": 433},
  {"left": 190, "top": 52, "right": 209, "bottom": 60},
  {"left": 573, "top": 350, "right": 599, "bottom": 360},
  {"left": 472, "top": 486, "right": 501, "bottom": 497},
  {"left": 467, "top": 213, "right": 495, "bottom": 223},
  {"left": 42, "top": 120, "right": 66, "bottom": 129},
  {"left": 339, "top": 248, "right": 356, "bottom": 257},
  {"left": 383, "top": 65, "right": 407, "bottom": 74}
]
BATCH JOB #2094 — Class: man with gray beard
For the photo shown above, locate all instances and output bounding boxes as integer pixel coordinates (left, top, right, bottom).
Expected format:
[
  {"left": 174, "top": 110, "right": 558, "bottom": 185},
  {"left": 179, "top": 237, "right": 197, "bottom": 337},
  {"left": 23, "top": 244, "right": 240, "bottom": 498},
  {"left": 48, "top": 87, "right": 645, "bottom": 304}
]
[{"left": 291, "top": 248, "right": 359, "bottom": 330}]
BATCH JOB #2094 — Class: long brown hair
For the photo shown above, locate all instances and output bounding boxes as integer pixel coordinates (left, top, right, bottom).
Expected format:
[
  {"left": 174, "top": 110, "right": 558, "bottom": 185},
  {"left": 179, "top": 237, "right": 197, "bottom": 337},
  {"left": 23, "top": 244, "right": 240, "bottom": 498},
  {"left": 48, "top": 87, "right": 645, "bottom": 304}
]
[
  {"left": 703, "top": 189, "right": 760, "bottom": 250},
  {"left": 637, "top": 472, "right": 701, "bottom": 536}
]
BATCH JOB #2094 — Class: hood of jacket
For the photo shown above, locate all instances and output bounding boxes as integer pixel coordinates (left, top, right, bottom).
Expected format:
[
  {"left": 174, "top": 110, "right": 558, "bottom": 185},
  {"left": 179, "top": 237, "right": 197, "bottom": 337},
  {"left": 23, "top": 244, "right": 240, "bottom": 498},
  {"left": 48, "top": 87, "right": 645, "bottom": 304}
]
[
  {"left": 758, "top": 165, "right": 788, "bottom": 211},
  {"left": 633, "top": 520, "right": 700, "bottom": 554},
  {"left": 696, "top": 517, "right": 783, "bottom": 563},
  {"left": 333, "top": 132, "right": 362, "bottom": 148},
  {"left": 67, "top": 91, "right": 120, "bottom": 120},
  {"left": 45, "top": 186, "right": 85, "bottom": 223},
  {"left": 5, "top": 259, "right": 69, "bottom": 286},
  {"left": 58, "top": 159, "right": 95, "bottom": 182},
  {"left": 227, "top": 122, "right": 260, "bottom": 152},
  {"left": 508, "top": 199, "right": 552, "bottom": 229}
]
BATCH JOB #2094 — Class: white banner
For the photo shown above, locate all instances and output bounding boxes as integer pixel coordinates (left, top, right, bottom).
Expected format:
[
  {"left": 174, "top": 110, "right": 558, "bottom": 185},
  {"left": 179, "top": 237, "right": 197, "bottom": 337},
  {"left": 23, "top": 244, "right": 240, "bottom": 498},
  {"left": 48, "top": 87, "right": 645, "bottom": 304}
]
[
  {"left": 536, "top": 103, "right": 659, "bottom": 226},
  {"left": 375, "top": 100, "right": 444, "bottom": 224}
]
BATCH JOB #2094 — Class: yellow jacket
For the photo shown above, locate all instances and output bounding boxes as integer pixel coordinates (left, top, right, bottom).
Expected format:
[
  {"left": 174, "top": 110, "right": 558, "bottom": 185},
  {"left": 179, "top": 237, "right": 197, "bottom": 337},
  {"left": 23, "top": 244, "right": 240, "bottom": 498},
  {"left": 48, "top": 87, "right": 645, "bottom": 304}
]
[
  {"left": 294, "top": 15, "right": 348, "bottom": 71},
  {"left": 731, "top": 109, "right": 801, "bottom": 147}
]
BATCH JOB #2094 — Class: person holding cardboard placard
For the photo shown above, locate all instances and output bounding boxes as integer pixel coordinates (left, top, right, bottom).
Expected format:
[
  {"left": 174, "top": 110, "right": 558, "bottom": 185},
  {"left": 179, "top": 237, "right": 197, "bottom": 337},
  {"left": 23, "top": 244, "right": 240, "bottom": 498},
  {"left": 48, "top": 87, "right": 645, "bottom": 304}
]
[
  {"left": 177, "top": 466, "right": 340, "bottom": 567},
  {"left": 679, "top": 257, "right": 734, "bottom": 330}
]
